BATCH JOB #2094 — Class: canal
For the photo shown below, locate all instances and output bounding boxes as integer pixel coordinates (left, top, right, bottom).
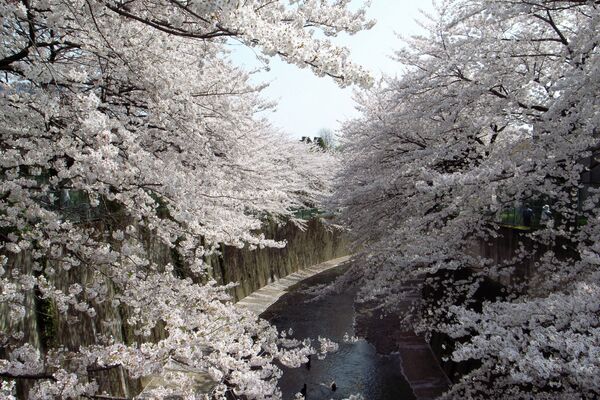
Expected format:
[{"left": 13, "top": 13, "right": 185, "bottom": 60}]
[{"left": 261, "top": 265, "right": 416, "bottom": 400}]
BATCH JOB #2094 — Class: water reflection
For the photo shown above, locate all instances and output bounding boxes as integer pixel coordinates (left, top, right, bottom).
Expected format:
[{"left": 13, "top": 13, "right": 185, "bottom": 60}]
[{"left": 261, "top": 267, "right": 415, "bottom": 400}]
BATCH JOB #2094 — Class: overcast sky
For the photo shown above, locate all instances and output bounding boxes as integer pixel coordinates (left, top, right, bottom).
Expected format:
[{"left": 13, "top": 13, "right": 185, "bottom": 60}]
[{"left": 228, "top": 0, "right": 435, "bottom": 139}]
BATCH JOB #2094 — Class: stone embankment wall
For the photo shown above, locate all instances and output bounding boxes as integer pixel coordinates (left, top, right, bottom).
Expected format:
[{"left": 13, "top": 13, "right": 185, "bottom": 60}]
[
  {"left": 1, "top": 218, "right": 349, "bottom": 398},
  {"left": 467, "top": 226, "right": 576, "bottom": 290},
  {"left": 429, "top": 226, "right": 575, "bottom": 383},
  {"left": 209, "top": 218, "right": 349, "bottom": 301}
]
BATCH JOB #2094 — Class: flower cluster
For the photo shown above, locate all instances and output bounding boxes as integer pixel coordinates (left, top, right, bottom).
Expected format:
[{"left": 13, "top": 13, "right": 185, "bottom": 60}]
[
  {"left": 0, "top": 0, "right": 364, "bottom": 398},
  {"left": 334, "top": 0, "right": 600, "bottom": 398}
]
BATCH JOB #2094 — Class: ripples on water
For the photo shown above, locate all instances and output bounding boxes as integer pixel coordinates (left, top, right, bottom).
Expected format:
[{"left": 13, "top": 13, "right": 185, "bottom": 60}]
[{"left": 262, "top": 267, "right": 415, "bottom": 400}]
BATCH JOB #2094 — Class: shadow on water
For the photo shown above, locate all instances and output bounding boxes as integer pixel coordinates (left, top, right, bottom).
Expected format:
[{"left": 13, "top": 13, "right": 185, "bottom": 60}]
[{"left": 261, "top": 266, "right": 415, "bottom": 400}]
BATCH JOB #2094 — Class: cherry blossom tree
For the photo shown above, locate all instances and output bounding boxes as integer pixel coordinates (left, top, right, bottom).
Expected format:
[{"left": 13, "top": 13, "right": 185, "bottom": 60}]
[
  {"left": 0, "top": 0, "right": 372, "bottom": 398},
  {"left": 335, "top": 0, "right": 600, "bottom": 398}
]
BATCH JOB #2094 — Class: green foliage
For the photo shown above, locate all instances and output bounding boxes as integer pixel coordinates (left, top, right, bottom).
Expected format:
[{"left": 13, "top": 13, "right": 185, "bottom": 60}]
[{"left": 293, "top": 208, "right": 321, "bottom": 220}]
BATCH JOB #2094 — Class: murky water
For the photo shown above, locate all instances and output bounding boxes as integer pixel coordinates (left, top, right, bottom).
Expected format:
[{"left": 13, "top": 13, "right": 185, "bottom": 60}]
[{"left": 261, "top": 266, "right": 415, "bottom": 400}]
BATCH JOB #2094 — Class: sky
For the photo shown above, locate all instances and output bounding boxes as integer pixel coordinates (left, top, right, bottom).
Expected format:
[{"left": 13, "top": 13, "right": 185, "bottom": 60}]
[{"left": 228, "top": 0, "right": 435, "bottom": 139}]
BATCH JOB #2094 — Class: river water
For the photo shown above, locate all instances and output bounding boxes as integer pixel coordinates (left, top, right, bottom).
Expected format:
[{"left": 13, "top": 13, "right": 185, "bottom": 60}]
[{"left": 261, "top": 266, "right": 415, "bottom": 400}]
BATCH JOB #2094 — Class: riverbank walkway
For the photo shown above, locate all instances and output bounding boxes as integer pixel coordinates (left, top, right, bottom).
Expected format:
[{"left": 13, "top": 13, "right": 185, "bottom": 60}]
[{"left": 237, "top": 255, "right": 351, "bottom": 315}]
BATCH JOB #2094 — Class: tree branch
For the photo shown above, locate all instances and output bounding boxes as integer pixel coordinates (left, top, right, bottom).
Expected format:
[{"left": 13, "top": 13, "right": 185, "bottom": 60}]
[{"left": 0, "top": 372, "right": 57, "bottom": 381}]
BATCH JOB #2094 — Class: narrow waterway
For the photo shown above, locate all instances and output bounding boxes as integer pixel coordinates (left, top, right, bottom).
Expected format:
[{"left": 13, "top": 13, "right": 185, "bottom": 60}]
[{"left": 261, "top": 265, "right": 416, "bottom": 400}]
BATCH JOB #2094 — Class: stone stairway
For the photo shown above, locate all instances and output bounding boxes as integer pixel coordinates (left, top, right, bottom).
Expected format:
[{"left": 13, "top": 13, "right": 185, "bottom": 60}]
[
  {"left": 393, "top": 282, "right": 451, "bottom": 400},
  {"left": 397, "top": 331, "right": 451, "bottom": 399}
]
